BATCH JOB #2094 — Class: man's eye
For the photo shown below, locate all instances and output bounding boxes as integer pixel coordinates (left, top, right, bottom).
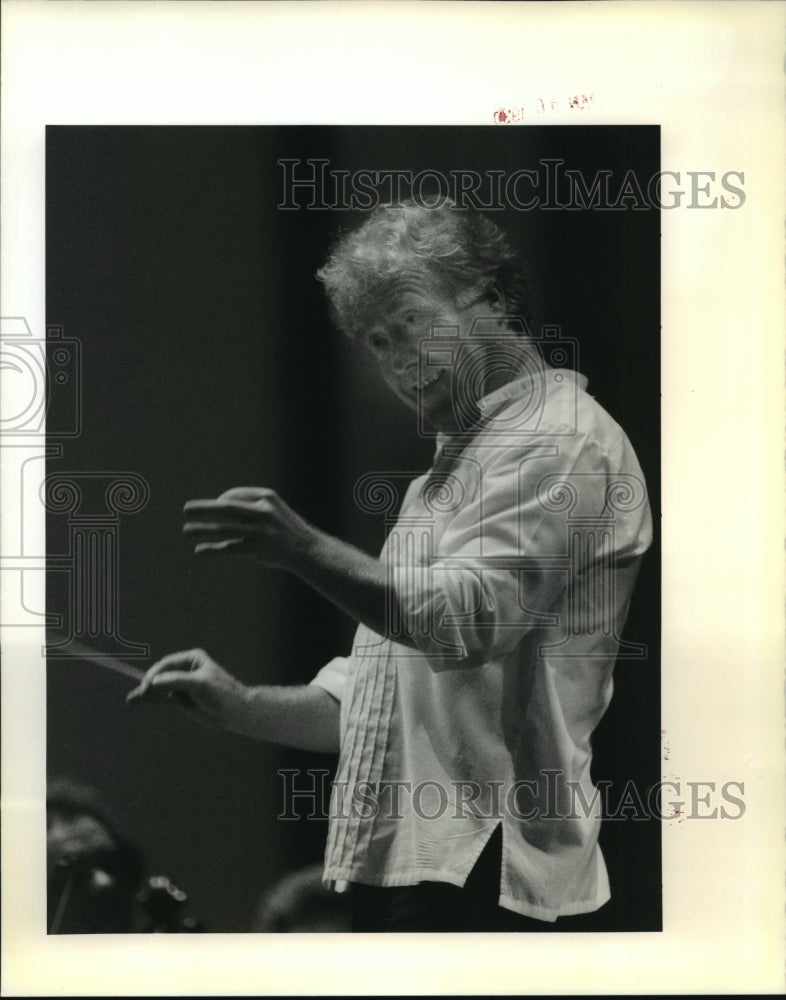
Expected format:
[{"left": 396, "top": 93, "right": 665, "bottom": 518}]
[{"left": 369, "top": 335, "right": 387, "bottom": 351}]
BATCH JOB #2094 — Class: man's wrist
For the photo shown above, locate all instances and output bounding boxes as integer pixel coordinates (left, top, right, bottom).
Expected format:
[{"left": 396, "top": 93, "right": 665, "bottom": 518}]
[
  {"left": 283, "top": 522, "right": 328, "bottom": 575},
  {"left": 222, "top": 682, "right": 259, "bottom": 735}
]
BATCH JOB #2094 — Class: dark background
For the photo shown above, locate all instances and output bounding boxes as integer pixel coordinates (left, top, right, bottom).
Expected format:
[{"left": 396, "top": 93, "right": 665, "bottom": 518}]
[{"left": 46, "top": 125, "right": 660, "bottom": 932}]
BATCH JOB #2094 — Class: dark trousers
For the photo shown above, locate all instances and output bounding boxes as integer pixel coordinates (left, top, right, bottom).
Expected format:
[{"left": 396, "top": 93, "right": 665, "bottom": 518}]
[{"left": 350, "top": 826, "right": 606, "bottom": 932}]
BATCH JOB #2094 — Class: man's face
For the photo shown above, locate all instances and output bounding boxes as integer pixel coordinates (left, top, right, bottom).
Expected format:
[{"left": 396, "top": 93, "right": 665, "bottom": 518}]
[{"left": 358, "top": 274, "right": 504, "bottom": 434}]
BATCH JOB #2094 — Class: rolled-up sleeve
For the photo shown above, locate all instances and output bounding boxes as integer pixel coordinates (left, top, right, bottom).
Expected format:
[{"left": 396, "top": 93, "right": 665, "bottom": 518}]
[
  {"left": 309, "top": 656, "right": 350, "bottom": 703},
  {"left": 392, "top": 432, "right": 651, "bottom": 671}
]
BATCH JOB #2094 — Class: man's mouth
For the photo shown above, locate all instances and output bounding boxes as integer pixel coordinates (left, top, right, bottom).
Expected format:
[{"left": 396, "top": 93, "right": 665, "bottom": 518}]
[{"left": 411, "top": 368, "right": 445, "bottom": 394}]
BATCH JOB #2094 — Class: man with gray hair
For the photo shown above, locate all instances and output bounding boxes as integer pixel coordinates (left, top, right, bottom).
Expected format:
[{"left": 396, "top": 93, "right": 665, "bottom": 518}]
[{"left": 129, "top": 201, "right": 652, "bottom": 931}]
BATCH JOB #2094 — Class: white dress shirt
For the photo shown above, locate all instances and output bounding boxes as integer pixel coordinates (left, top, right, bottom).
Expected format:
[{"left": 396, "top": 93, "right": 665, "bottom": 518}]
[{"left": 310, "top": 367, "right": 652, "bottom": 921}]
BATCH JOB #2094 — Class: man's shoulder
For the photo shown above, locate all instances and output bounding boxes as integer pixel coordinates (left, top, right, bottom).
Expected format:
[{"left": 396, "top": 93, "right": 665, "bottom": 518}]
[
  {"left": 472, "top": 371, "right": 642, "bottom": 479},
  {"left": 481, "top": 369, "right": 614, "bottom": 439}
]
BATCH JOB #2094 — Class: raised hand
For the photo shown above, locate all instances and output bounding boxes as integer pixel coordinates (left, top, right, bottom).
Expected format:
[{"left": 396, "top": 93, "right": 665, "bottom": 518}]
[{"left": 182, "top": 487, "right": 318, "bottom": 568}]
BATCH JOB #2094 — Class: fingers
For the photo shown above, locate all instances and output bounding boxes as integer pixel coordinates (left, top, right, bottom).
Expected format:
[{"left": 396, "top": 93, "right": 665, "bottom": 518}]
[
  {"left": 183, "top": 497, "right": 273, "bottom": 554},
  {"left": 183, "top": 496, "right": 273, "bottom": 522},
  {"left": 183, "top": 521, "right": 249, "bottom": 542},
  {"left": 218, "top": 487, "right": 275, "bottom": 502},
  {"left": 135, "top": 672, "right": 200, "bottom": 711},
  {"left": 126, "top": 649, "right": 204, "bottom": 703},
  {"left": 193, "top": 539, "right": 247, "bottom": 555},
  {"left": 126, "top": 649, "right": 225, "bottom": 727},
  {"left": 183, "top": 522, "right": 251, "bottom": 540}
]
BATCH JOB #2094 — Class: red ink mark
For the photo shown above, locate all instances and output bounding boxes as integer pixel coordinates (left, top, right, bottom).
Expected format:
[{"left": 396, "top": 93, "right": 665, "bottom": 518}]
[
  {"left": 493, "top": 107, "right": 527, "bottom": 124},
  {"left": 568, "top": 93, "right": 594, "bottom": 110},
  {"left": 493, "top": 94, "right": 595, "bottom": 124}
]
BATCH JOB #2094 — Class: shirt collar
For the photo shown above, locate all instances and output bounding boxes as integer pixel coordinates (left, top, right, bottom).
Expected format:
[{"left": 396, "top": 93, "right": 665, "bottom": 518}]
[
  {"left": 434, "top": 369, "right": 588, "bottom": 456},
  {"left": 478, "top": 368, "right": 588, "bottom": 415}
]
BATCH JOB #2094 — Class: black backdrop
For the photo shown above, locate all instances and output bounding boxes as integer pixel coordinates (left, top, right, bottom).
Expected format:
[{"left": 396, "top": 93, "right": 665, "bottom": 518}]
[{"left": 46, "top": 125, "right": 660, "bottom": 932}]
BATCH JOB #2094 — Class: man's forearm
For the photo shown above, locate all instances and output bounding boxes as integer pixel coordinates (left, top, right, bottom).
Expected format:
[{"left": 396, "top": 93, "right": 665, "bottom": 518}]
[
  {"left": 183, "top": 489, "right": 413, "bottom": 644},
  {"left": 286, "top": 529, "right": 415, "bottom": 647},
  {"left": 128, "top": 648, "right": 341, "bottom": 752},
  {"left": 231, "top": 683, "right": 340, "bottom": 752}
]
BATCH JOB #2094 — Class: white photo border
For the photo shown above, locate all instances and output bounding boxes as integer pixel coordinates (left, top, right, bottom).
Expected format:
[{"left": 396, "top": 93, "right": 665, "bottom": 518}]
[{"left": 2, "top": 1, "right": 784, "bottom": 995}]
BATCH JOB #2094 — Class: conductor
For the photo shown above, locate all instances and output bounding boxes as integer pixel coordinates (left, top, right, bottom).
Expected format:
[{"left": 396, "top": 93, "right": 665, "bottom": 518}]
[{"left": 129, "top": 200, "right": 652, "bottom": 932}]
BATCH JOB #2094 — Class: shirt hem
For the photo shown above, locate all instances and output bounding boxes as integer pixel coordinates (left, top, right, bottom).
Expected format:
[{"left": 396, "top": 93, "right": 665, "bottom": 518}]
[
  {"left": 497, "top": 887, "right": 611, "bottom": 923},
  {"left": 324, "top": 868, "right": 611, "bottom": 924}
]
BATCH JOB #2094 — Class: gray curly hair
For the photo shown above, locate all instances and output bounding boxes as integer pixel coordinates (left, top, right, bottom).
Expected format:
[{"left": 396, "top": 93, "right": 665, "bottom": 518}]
[{"left": 316, "top": 200, "right": 530, "bottom": 338}]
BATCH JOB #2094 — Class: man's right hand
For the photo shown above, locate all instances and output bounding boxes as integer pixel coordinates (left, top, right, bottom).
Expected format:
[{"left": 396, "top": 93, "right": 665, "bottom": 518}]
[
  {"left": 127, "top": 649, "right": 341, "bottom": 751},
  {"left": 126, "top": 649, "right": 249, "bottom": 729}
]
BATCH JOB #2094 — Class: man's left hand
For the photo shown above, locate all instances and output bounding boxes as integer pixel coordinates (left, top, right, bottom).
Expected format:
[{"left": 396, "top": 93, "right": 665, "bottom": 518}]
[{"left": 183, "top": 487, "right": 318, "bottom": 568}]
